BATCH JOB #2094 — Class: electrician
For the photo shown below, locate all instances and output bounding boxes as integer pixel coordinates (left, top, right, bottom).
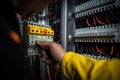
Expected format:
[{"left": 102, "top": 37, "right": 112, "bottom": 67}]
[{"left": 36, "top": 40, "right": 120, "bottom": 80}]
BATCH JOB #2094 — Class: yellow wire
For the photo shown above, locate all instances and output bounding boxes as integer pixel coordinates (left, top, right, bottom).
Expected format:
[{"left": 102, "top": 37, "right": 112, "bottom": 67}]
[{"left": 47, "top": 65, "right": 51, "bottom": 80}]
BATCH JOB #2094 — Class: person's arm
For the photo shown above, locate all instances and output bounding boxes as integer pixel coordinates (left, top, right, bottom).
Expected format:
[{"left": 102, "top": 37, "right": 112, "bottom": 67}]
[
  {"left": 36, "top": 41, "right": 120, "bottom": 80},
  {"left": 61, "top": 52, "right": 120, "bottom": 80}
]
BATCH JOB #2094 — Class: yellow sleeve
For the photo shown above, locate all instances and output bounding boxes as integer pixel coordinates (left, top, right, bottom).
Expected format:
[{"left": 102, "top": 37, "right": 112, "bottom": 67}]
[{"left": 61, "top": 52, "right": 120, "bottom": 80}]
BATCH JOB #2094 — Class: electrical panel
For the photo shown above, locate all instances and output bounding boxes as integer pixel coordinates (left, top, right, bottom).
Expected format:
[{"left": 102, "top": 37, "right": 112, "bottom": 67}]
[
  {"left": 23, "top": 21, "right": 54, "bottom": 56},
  {"left": 73, "top": 0, "right": 120, "bottom": 59},
  {"left": 17, "top": 0, "right": 120, "bottom": 80}
]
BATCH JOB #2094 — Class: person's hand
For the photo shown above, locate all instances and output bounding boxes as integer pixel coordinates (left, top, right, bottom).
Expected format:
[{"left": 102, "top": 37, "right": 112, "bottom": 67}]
[{"left": 35, "top": 40, "right": 66, "bottom": 72}]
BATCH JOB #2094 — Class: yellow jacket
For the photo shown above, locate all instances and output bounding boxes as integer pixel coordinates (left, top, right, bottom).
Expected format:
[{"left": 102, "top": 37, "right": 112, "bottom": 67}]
[{"left": 61, "top": 52, "right": 120, "bottom": 80}]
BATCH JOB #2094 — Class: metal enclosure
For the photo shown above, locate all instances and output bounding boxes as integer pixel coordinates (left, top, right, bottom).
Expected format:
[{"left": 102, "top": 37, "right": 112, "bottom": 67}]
[
  {"left": 18, "top": 0, "right": 120, "bottom": 80},
  {"left": 61, "top": 0, "right": 75, "bottom": 51}
]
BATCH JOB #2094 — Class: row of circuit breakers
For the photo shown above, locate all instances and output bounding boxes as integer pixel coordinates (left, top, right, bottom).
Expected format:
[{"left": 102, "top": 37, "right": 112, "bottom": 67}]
[
  {"left": 23, "top": 21, "right": 54, "bottom": 56},
  {"left": 74, "top": 0, "right": 120, "bottom": 43},
  {"left": 74, "top": 24, "right": 120, "bottom": 42},
  {"left": 75, "top": 0, "right": 120, "bottom": 17}
]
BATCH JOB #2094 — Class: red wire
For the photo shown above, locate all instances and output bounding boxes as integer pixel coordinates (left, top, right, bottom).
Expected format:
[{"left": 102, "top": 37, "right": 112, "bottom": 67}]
[
  {"left": 99, "top": 48, "right": 105, "bottom": 50},
  {"left": 96, "top": 44, "right": 103, "bottom": 54},
  {"left": 17, "top": 15, "right": 22, "bottom": 19},
  {"left": 105, "top": 17, "right": 110, "bottom": 23},
  {"left": 117, "top": 50, "right": 120, "bottom": 58},
  {"left": 95, "top": 16, "right": 106, "bottom": 25},
  {"left": 86, "top": 18, "right": 91, "bottom": 26},
  {"left": 28, "top": 17, "right": 31, "bottom": 21},
  {"left": 93, "top": 16, "right": 96, "bottom": 26},
  {"left": 110, "top": 44, "right": 114, "bottom": 55}
]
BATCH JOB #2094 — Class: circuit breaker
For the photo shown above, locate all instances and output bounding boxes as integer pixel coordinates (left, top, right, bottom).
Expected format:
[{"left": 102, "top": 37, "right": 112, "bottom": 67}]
[{"left": 23, "top": 21, "right": 54, "bottom": 56}]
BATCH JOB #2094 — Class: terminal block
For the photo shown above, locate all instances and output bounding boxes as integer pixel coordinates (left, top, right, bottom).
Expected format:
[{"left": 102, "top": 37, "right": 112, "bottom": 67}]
[{"left": 27, "top": 25, "right": 54, "bottom": 36}]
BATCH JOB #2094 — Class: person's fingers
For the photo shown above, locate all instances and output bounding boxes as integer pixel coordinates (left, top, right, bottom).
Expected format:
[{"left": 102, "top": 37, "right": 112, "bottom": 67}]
[
  {"left": 36, "top": 40, "right": 53, "bottom": 47},
  {"left": 41, "top": 57, "right": 46, "bottom": 61},
  {"left": 40, "top": 51, "right": 48, "bottom": 59},
  {"left": 40, "top": 49, "right": 46, "bottom": 55},
  {"left": 44, "top": 59, "right": 53, "bottom": 64},
  {"left": 41, "top": 57, "right": 52, "bottom": 65},
  {"left": 40, "top": 54, "right": 48, "bottom": 58}
]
